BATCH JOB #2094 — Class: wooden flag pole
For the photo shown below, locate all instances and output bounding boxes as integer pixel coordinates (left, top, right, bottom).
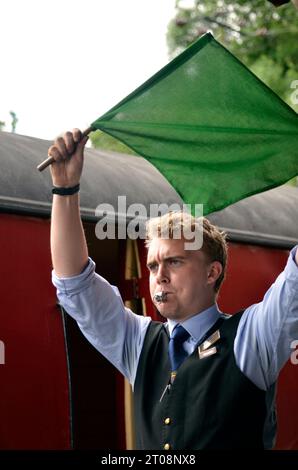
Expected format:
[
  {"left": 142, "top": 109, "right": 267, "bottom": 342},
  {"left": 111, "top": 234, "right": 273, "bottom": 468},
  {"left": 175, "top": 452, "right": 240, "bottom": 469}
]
[{"left": 37, "top": 126, "right": 93, "bottom": 172}]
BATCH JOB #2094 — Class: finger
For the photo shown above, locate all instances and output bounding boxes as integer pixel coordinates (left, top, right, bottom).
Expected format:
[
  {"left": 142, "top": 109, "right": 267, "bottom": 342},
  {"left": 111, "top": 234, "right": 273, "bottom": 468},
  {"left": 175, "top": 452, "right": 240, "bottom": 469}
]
[
  {"left": 77, "top": 135, "right": 89, "bottom": 152},
  {"left": 48, "top": 145, "right": 63, "bottom": 163},
  {"left": 55, "top": 136, "right": 69, "bottom": 159},
  {"left": 73, "top": 128, "right": 82, "bottom": 144},
  {"left": 64, "top": 131, "right": 75, "bottom": 154}
]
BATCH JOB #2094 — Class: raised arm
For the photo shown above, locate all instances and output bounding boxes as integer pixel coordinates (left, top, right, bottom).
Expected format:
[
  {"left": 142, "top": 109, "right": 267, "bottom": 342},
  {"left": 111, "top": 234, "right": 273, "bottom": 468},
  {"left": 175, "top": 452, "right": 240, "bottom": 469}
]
[
  {"left": 49, "top": 129, "right": 151, "bottom": 385},
  {"left": 48, "top": 129, "right": 89, "bottom": 277}
]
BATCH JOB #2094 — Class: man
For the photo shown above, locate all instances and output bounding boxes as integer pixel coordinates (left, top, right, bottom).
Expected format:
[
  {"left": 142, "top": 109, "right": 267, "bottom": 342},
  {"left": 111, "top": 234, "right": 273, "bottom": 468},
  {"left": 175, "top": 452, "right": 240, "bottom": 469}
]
[{"left": 49, "top": 129, "right": 298, "bottom": 450}]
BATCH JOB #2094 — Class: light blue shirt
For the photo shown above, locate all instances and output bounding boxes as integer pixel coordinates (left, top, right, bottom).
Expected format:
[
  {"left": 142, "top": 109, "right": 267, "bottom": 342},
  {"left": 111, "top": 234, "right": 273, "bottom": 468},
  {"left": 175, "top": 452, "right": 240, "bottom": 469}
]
[{"left": 52, "top": 247, "right": 298, "bottom": 393}]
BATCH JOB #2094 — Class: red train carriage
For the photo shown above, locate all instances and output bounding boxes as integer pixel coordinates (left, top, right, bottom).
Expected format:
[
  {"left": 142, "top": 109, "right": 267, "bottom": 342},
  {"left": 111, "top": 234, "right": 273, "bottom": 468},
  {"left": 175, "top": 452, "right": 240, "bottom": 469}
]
[{"left": 0, "top": 131, "right": 297, "bottom": 449}]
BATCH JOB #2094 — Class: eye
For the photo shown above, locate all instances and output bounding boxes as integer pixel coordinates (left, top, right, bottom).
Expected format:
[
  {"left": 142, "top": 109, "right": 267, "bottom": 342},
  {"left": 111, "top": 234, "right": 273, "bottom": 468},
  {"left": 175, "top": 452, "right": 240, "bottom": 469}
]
[
  {"left": 169, "top": 259, "right": 181, "bottom": 266},
  {"left": 147, "top": 263, "right": 158, "bottom": 273}
]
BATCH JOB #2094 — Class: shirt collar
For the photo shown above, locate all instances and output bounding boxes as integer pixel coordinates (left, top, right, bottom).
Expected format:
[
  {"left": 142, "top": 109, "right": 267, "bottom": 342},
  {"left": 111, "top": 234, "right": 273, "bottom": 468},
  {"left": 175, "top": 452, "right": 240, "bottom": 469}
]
[{"left": 167, "top": 304, "right": 221, "bottom": 341}]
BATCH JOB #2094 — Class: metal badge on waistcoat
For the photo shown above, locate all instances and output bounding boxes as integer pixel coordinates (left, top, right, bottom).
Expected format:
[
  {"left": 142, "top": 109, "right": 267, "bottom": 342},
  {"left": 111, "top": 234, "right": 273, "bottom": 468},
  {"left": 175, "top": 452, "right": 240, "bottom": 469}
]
[{"left": 198, "top": 329, "right": 220, "bottom": 359}]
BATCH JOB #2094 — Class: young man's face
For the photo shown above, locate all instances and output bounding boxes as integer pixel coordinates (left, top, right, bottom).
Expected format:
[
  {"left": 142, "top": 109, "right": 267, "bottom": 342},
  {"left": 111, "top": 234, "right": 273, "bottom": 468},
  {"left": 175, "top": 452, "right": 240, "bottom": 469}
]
[{"left": 147, "top": 237, "right": 220, "bottom": 322}]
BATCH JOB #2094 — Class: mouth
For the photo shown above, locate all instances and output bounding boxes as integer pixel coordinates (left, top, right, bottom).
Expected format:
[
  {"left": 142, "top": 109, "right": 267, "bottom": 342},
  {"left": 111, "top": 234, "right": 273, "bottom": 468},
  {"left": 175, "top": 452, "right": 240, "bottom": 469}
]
[{"left": 153, "top": 291, "right": 171, "bottom": 303}]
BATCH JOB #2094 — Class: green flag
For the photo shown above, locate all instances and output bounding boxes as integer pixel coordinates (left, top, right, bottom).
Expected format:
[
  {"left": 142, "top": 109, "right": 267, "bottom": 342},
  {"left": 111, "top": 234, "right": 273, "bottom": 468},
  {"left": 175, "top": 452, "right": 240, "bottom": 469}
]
[{"left": 90, "top": 33, "right": 298, "bottom": 215}]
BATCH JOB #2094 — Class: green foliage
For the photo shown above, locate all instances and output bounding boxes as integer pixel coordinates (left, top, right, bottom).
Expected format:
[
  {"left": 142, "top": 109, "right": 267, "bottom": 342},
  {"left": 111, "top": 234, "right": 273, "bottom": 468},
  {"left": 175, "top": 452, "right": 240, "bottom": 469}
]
[
  {"left": 90, "top": 129, "right": 136, "bottom": 154},
  {"left": 10, "top": 111, "right": 18, "bottom": 133},
  {"left": 287, "top": 177, "right": 298, "bottom": 186},
  {"left": 0, "top": 111, "right": 18, "bottom": 132},
  {"left": 167, "top": 0, "right": 298, "bottom": 112}
]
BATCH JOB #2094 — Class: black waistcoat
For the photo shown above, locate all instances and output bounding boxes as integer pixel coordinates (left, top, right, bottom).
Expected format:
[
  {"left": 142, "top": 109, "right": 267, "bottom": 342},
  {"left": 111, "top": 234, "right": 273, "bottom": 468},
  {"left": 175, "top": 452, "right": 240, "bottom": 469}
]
[{"left": 133, "top": 312, "right": 269, "bottom": 450}]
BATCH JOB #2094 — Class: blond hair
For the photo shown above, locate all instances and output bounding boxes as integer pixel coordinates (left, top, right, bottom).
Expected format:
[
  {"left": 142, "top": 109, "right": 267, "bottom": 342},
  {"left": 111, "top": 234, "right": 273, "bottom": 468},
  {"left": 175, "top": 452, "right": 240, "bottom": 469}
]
[{"left": 145, "top": 211, "right": 227, "bottom": 292}]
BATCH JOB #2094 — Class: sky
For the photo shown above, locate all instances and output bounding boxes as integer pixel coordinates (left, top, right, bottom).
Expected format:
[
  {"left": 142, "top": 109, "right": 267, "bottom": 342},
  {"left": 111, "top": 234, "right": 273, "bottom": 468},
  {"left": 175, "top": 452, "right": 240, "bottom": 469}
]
[{"left": 1, "top": 0, "right": 178, "bottom": 140}]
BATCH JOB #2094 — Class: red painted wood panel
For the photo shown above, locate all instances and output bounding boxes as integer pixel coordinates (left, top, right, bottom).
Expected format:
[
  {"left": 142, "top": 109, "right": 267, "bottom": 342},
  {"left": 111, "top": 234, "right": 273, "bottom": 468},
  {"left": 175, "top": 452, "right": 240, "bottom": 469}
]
[
  {"left": 0, "top": 214, "right": 71, "bottom": 449},
  {"left": 218, "top": 243, "right": 289, "bottom": 313}
]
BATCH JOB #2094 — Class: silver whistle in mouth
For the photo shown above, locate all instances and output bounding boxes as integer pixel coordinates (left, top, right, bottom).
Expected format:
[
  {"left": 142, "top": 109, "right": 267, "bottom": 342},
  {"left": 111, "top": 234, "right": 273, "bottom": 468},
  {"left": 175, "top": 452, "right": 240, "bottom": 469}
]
[{"left": 154, "top": 291, "right": 168, "bottom": 303}]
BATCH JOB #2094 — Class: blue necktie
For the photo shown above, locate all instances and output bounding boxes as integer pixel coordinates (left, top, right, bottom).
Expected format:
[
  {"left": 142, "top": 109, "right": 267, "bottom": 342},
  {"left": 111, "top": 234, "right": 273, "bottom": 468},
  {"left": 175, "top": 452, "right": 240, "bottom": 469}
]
[{"left": 168, "top": 324, "right": 190, "bottom": 373}]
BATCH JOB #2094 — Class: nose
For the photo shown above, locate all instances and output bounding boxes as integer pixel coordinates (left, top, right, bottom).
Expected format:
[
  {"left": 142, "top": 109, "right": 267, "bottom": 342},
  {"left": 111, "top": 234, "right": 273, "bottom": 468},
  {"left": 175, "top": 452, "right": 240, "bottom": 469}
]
[{"left": 156, "top": 264, "right": 169, "bottom": 284}]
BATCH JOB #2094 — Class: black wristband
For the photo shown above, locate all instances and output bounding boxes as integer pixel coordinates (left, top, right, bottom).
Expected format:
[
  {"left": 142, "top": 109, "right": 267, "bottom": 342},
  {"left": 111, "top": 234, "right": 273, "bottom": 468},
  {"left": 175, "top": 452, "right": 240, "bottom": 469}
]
[{"left": 52, "top": 183, "right": 80, "bottom": 196}]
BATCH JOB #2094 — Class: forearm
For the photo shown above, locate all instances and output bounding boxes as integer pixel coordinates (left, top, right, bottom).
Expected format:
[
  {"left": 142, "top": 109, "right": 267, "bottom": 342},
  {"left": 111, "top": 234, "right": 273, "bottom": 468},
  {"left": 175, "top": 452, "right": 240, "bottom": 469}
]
[{"left": 51, "top": 193, "right": 88, "bottom": 277}]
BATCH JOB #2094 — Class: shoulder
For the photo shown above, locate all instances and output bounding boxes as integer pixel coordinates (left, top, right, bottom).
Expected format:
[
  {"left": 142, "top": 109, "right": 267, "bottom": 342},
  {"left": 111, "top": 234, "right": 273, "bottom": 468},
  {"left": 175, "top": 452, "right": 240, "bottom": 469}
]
[
  {"left": 142, "top": 320, "right": 168, "bottom": 343},
  {"left": 219, "top": 310, "right": 245, "bottom": 333}
]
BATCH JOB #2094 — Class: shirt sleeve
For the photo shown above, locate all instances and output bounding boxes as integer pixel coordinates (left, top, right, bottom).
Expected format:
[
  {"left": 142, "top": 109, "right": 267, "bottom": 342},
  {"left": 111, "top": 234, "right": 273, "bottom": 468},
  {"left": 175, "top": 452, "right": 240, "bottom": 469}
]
[
  {"left": 234, "top": 246, "right": 298, "bottom": 390},
  {"left": 52, "top": 258, "right": 151, "bottom": 386}
]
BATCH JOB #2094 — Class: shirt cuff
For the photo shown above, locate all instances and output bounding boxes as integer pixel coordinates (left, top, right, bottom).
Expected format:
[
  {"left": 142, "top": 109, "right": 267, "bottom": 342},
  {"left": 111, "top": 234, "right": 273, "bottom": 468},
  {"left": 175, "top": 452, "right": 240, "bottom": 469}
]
[
  {"left": 286, "top": 245, "right": 298, "bottom": 281},
  {"left": 52, "top": 257, "right": 96, "bottom": 295},
  {"left": 291, "top": 245, "right": 298, "bottom": 263}
]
